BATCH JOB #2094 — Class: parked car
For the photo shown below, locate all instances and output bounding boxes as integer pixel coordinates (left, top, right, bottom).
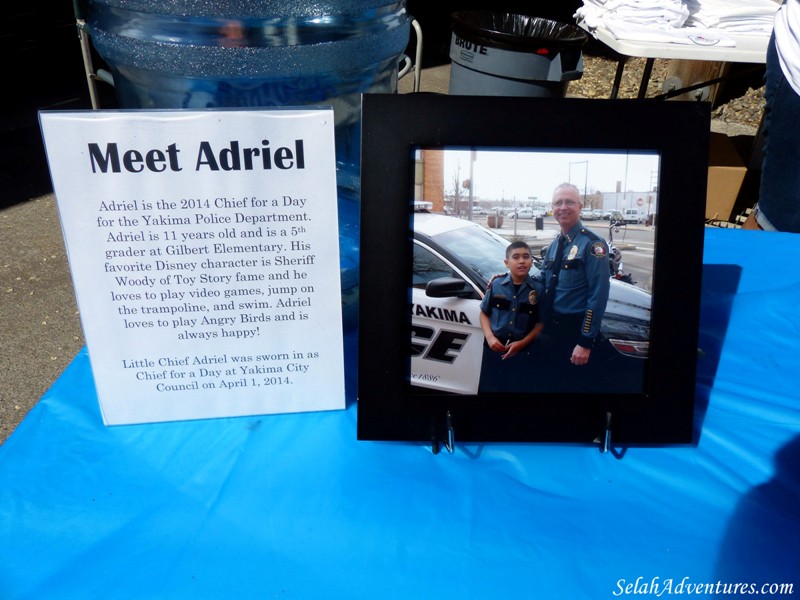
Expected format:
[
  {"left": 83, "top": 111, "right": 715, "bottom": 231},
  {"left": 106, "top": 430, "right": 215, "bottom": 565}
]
[
  {"left": 622, "top": 208, "right": 645, "bottom": 224},
  {"left": 411, "top": 213, "right": 651, "bottom": 394},
  {"left": 511, "top": 208, "right": 544, "bottom": 219},
  {"left": 581, "top": 209, "right": 597, "bottom": 220}
]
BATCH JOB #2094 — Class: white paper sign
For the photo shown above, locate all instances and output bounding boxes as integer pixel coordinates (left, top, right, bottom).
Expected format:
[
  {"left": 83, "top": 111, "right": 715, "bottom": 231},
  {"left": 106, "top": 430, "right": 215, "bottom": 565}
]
[{"left": 40, "top": 109, "right": 345, "bottom": 425}]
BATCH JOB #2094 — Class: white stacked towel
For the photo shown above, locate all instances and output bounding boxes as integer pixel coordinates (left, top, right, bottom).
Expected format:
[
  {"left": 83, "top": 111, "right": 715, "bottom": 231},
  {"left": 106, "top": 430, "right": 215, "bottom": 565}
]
[
  {"left": 576, "top": 0, "right": 691, "bottom": 29},
  {"left": 575, "top": 0, "right": 779, "bottom": 45},
  {"left": 685, "top": 0, "right": 781, "bottom": 35},
  {"left": 603, "top": 19, "right": 736, "bottom": 46}
]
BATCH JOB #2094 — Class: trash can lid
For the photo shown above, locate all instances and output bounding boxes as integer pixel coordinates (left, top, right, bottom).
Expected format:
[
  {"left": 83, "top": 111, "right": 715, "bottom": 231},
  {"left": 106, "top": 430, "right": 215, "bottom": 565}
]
[{"left": 451, "top": 11, "right": 587, "bottom": 52}]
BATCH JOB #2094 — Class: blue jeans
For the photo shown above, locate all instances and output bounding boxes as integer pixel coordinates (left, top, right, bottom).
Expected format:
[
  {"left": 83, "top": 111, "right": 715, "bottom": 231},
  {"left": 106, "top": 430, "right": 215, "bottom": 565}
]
[{"left": 757, "top": 33, "right": 800, "bottom": 232}]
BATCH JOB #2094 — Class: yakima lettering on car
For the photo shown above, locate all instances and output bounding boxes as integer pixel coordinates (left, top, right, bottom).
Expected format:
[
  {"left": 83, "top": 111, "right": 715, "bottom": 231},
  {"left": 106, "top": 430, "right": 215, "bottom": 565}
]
[{"left": 410, "top": 303, "right": 473, "bottom": 324}]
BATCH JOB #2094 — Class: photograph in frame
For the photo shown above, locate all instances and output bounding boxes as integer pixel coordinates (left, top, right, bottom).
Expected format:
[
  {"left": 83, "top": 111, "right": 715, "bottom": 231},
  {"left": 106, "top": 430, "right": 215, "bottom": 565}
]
[
  {"left": 411, "top": 148, "right": 656, "bottom": 397},
  {"left": 358, "top": 94, "right": 709, "bottom": 447}
]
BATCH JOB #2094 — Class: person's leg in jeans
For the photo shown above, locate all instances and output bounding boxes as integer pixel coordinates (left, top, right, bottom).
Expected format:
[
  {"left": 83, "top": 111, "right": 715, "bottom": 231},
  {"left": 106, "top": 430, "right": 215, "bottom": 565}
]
[{"left": 748, "top": 33, "right": 800, "bottom": 232}]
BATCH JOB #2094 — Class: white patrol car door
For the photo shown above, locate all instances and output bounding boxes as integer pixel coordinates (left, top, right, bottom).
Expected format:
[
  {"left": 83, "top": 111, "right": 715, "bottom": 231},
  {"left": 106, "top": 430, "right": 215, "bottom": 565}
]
[{"left": 410, "top": 241, "right": 484, "bottom": 394}]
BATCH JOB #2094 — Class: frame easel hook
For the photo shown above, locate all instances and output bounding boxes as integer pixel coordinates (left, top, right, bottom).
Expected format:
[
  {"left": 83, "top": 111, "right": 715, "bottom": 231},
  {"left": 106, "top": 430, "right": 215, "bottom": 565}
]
[
  {"left": 431, "top": 411, "right": 455, "bottom": 454},
  {"left": 598, "top": 411, "right": 612, "bottom": 454}
]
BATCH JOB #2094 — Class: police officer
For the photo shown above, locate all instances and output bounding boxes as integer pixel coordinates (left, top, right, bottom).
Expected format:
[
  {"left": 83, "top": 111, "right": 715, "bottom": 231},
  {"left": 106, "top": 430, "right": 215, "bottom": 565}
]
[{"left": 541, "top": 183, "right": 610, "bottom": 373}]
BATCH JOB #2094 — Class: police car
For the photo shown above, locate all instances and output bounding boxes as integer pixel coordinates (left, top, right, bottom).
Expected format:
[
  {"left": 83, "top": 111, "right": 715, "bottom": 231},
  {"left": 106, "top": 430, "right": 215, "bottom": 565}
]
[{"left": 410, "top": 212, "right": 651, "bottom": 394}]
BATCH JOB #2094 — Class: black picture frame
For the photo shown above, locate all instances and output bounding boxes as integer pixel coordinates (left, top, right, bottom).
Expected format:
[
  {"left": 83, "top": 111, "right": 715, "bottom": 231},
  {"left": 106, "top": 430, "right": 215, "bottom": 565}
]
[{"left": 358, "top": 93, "right": 709, "bottom": 447}]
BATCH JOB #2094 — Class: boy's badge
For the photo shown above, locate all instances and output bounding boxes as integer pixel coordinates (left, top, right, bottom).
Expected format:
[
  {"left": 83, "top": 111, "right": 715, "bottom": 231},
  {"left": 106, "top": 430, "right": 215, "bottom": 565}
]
[
  {"left": 528, "top": 290, "right": 538, "bottom": 304},
  {"left": 567, "top": 244, "right": 579, "bottom": 260},
  {"left": 590, "top": 241, "right": 607, "bottom": 258}
]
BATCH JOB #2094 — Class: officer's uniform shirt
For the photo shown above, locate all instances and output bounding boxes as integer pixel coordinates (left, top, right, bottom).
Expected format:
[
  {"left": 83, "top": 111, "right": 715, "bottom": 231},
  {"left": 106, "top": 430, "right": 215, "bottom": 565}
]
[
  {"left": 541, "top": 221, "right": 610, "bottom": 348},
  {"left": 480, "top": 273, "right": 545, "bottom": 342}
]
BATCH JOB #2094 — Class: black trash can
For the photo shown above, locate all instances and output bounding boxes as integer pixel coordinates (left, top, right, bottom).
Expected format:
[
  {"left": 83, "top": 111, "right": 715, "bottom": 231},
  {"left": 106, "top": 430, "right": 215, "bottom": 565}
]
[
  {"left": 449, "top": 12, "right": 588, "bottom": 98},
  {"left": 535, "top": 216, "right": 544, "bottom": 230}
]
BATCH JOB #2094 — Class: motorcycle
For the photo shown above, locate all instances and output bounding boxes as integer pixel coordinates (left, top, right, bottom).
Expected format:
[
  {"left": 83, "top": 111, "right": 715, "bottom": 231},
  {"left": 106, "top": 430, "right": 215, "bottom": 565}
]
[{"left": 608, "top": 219, "right": 635, "bottom": 285}]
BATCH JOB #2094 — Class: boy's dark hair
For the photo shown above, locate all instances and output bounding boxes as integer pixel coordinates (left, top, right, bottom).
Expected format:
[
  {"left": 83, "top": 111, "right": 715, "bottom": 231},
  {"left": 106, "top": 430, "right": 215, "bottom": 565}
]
[{"left": 506, "top": 240, "right": 531, "bottom": 259}]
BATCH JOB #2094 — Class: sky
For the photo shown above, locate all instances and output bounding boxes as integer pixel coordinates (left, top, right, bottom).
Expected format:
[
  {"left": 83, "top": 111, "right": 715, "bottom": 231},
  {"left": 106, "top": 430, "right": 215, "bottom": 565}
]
[{"left": 443, "top": 147, "right": 660, "bottom": 208}]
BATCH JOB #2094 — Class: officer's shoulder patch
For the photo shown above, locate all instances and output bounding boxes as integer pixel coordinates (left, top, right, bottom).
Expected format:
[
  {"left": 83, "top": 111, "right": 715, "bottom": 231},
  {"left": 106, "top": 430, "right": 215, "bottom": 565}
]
[{"left": 590, "top": 241, "right": 607, "bottom": 258}]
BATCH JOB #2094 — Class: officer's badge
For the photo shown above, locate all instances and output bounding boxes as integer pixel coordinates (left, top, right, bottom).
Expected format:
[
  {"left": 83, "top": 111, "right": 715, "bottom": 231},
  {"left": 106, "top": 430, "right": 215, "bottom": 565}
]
[
  {"left": 528, "top": 290, "right": 538, "bottom": 304},
  {"left": 567, "top": 244, "right": 579, "bottom": 260},
  {"left": 590, "top": 241, "right": 607, "bottom": 258}
]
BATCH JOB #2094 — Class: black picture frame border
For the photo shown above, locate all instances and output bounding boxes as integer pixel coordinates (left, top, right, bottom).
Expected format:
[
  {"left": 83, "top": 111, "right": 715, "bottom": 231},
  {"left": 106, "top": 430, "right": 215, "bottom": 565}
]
[{"left": 358, "top": 93, "right": 709, "bottom": 446}]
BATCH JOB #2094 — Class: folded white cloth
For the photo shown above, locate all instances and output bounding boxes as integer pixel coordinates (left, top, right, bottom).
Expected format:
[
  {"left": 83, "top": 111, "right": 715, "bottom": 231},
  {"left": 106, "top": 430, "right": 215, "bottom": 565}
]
[
  {"left": 685, "top": 0, "right": 780, "bottom": 17},
  {"left": 576, "top": 0, "right": 779, "bottom": 45},
  {"left": 685, "top": 0, "right": 781, "bottom": 33},
  {"left": 604, "top": 19, "right": 737, "bottom": 45},
  {"left": 577, "top": 0, "right": 690, "bottom": 29}
]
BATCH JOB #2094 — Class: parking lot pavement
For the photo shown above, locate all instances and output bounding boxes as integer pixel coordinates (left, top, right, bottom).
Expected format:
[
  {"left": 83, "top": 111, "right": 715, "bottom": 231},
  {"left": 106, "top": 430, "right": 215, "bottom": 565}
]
[
  {"left": 490, "top": 216, "right": 651, "bottom": 250},
  {"left": 494, "top": 223, "right": 558, "bottom": 250},
  {"left": 475, "top": 215, "right": 556, "bottom": 249}
]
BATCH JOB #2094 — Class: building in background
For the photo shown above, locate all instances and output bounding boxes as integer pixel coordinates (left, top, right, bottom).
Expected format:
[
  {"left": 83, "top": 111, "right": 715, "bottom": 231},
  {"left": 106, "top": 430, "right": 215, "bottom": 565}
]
[{"left": 415, "top": 149, "right": 445, "bottom": 212}]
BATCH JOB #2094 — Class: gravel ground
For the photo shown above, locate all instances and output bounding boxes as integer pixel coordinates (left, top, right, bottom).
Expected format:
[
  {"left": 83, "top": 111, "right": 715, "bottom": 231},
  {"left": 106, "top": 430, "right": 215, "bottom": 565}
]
[
  {"left": 1, "top": 197, "right": 84, "bottom": 444},
  {"left": 403, "top": 52, "right": 767, "bottom": 134},
  {"left": 569, "top": 53, "right": 766, "bottom": 135}
]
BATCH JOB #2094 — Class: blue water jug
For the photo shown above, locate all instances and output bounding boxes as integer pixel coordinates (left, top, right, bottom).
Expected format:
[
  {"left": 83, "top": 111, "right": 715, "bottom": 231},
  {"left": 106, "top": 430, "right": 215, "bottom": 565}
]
[{"left": 86, "top": 0, "right": 411, "bottom": 335}]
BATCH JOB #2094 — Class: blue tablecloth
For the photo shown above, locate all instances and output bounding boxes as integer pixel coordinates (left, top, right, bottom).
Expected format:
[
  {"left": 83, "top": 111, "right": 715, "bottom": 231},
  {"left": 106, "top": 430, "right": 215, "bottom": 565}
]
[{"left": 1, "top": 228, "right": 798, "bottom": 599}]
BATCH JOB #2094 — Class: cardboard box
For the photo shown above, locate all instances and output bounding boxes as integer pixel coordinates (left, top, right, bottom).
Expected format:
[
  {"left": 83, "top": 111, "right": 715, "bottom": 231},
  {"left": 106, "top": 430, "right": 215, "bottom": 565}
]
[{"left": 706, "top": 132, "right": 747, "bottom": 222}]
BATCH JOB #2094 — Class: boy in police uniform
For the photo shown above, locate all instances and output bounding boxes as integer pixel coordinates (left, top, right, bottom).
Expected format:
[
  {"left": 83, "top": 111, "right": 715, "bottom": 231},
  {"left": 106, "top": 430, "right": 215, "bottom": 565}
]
[{"left": 478, "top": 241, "right": 545, "bottom": 393}]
